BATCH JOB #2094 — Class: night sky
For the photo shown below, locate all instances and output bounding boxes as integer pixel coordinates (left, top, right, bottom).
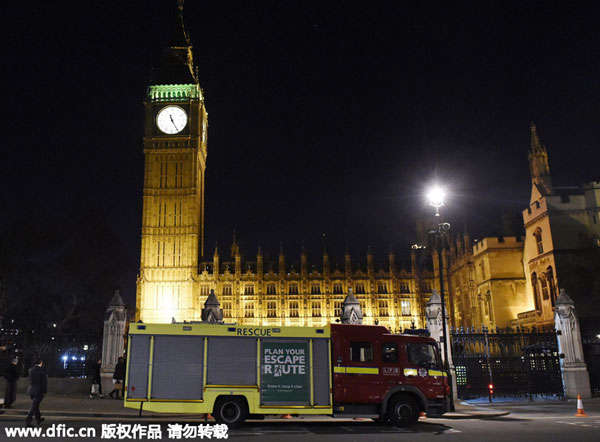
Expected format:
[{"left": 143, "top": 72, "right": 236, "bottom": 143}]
[{"left": 3, "top": 1, "right": 600, "bottom": 306}]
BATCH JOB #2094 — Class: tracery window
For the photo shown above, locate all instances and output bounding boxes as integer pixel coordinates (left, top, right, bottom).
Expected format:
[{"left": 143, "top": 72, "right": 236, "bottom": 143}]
[
  {"left": 531, "top": 272, "right": 541, "bottom": 311},
  {"left": 267, "top": 301, "right": 277, "bottom": 318},
  {"left": 311, "top": 301, "right": 321, "bottom": 317},
  {"left": 533, "top": 228, "right": 544, "bottom": 254},
  {"left": 289, "top": 301, "right": 299, "bottom": 317},
  {"left": 546, "top": 267, "right": 556, "bottom": 306},
  {"left": 401, "top": 300, "right": 411, "bottom": 316},
  {"left": 379, "top": 300, "right": 389, "bottom": 317},
  {"left": 266, "top": 284, "right": 277, "bottom": 295}
]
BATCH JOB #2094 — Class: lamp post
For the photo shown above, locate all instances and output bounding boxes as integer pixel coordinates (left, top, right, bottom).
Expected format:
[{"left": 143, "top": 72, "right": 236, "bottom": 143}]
[{"left": 427, "top": 185, "right": 455, "bottom": 410}]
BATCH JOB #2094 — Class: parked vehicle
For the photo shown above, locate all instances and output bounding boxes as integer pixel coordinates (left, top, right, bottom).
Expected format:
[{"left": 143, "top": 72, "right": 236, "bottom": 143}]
[{"left": 125, "top": 322, "right": 449, "bottom": 427}]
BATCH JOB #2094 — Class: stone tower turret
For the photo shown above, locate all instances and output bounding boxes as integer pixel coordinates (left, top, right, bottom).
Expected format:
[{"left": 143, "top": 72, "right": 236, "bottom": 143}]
[{"left": 528, "top": 122, "right": 552, "bottom": 197}]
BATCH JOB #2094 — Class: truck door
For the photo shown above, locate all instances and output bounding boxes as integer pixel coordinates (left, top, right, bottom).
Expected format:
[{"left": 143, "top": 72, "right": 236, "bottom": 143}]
[
  {"left": 403, "top": 342, "right": 446, "bottom": 399},
  {"left": 379, "top": 342, "right": 403, "bottom": 398},
  {"left": 335, "top": 339, "right": 380, "bottom": 404}
]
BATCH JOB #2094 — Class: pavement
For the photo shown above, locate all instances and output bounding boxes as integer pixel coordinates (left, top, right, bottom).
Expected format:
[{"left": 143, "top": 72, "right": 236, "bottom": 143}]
[
  {"left": 0, "top": 393, "right": 513, "bottom": 422},
  {"left": 462, "top": 396, "right": 600, "bottom": 418}
]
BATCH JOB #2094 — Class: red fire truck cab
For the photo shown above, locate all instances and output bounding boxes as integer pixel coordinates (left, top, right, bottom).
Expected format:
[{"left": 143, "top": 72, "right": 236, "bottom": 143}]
[{"left": 331, "top": 323, "right": 450, "bottom": 426}]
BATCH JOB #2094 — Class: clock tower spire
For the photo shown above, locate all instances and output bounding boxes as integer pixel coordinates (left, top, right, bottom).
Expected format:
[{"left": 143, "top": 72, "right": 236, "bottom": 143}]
[{"left": 136, "top": 0, "right": 208, "bottom": 323}]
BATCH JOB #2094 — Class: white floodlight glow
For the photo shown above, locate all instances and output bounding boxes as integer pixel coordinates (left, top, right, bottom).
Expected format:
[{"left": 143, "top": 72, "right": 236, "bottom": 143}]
[{"left": 427, "top": 185, "right": 446, "bottom": 208}]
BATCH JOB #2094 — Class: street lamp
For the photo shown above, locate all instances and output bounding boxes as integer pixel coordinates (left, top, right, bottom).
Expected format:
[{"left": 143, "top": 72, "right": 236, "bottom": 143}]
[{"left": 427, "top": 186, "right": 455, "bottom": 411}]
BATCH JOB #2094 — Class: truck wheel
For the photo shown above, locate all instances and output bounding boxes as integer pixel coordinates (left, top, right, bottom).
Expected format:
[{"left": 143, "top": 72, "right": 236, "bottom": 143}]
[
  {"left": 213, "top": 396, "right": 248, "bottom": 428},
  {"left": 387, "top": 396, "right": 419, "bottom": 427}
]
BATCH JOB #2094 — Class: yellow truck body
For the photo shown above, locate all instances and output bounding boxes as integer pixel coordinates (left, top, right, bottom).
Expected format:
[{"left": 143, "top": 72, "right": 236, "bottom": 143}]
[{"left": 124, "top": 322, "right": 332, "bottom": 417}]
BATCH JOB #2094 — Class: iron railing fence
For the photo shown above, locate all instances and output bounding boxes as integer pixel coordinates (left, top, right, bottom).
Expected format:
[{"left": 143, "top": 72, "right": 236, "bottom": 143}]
[
  {"left": 0, "top": 328, "right": 101, "bottom": 378},
  {"left": 451, "top": 326, "right": 563, "bottom": 399}
]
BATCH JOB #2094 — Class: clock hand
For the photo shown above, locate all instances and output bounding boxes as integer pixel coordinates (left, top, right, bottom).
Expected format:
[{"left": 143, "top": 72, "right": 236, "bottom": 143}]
[{"left": 169, "top": 115, "right": 178, "bottom": 131}]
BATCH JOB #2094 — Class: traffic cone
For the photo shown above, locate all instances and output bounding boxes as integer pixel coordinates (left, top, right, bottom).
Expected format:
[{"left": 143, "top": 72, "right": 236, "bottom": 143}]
[
  {"left": 281, "top": 414, "right": 293, "bottom": 419},
  {"left": 419, "top": 411, "right": 427, "bottom": 419},
  {"left": 574, "top": 394, "right": 588, "bottom": 417}
]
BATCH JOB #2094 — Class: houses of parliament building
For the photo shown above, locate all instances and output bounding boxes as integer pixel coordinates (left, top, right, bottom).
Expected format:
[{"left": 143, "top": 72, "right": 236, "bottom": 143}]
[
  {"left": 135, "top": 3, "right": 600, "bottom": 331},
  {"left": 135, "top": 4, "right": 436, "bottom": 330}
]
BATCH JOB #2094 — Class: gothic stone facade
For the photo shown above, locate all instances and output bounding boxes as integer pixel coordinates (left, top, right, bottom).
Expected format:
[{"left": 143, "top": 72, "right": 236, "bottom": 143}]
[{"left": 189, "top": 246, "right": 435, "bottom": 331}]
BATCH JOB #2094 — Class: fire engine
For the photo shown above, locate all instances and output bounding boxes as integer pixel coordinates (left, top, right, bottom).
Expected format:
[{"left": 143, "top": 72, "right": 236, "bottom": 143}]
[{"left": 124, "top": 322, "right": 450, "bottom": 427}]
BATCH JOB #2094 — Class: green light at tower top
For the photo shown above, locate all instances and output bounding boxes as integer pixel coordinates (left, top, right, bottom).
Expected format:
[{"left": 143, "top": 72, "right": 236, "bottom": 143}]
[{"left": 147, "top": 84, "right": 202, "bottom": 102}]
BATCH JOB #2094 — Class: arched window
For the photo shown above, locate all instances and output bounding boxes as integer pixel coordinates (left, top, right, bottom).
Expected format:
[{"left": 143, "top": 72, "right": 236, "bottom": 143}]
[
  {"left": 267, "top": 301, "right": 277, "bottom": 318},
  {"left": 540, "top": 275, "right": 549, "bottom": 300},
  {"left": 532, "top": 272, "right": 541, "bottom": 311},
  {"left": 533, "top": 228, "right": 544, "bottom": 254},
  {"left": 546, "top": 266, "right": 556, "bottom": 306}
]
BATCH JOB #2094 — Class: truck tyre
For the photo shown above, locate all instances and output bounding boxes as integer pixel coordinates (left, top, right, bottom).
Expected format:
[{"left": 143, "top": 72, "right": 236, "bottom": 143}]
[
  {"left": 214, "top": 396, "right": 248, "bottom": 428},
  {"left": 387, "top": 396, "right": 419, "bottom": 427}
]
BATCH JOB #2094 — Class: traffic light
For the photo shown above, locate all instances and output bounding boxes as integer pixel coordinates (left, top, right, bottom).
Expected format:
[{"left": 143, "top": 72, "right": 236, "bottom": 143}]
[{"left": 488, "top": 384, "right": 494, "bottom": 395}]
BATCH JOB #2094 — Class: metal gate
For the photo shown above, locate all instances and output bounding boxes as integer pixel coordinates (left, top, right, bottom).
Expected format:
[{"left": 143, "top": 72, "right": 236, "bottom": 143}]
[
  {"left": 451, "top": 326, "right": 564, "bottom": 399},
  {"left": 582, "top": 336, "right": 600, "bottom": 397}
]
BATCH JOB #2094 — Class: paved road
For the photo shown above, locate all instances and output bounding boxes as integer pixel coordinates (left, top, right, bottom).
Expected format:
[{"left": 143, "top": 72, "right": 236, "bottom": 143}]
[
  {"left": 1, "top": 414, "right": 598, "bottom": 442},
  {"left": 1, "top": 399, "right": 598, "bottom": 441}
]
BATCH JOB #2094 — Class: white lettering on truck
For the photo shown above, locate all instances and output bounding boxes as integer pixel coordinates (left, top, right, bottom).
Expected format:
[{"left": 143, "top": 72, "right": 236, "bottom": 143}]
[{"left": 263, "top": 348, "right": 306, "bottom": 377}]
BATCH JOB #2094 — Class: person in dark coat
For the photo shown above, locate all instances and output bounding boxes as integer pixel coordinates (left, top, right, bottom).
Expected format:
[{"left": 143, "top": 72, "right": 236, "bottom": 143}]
[
  {"left": 25, "top": 358, "right": 47, "bottom": 427},
  {"left": 3, "top": 358, "right": 19, "bottom": 409},
  {"left": 109, "top": 357, "right": 125, "bottom": 399},
  {"left": 89, "top": 359, "right": 103, "bottom": 398}
]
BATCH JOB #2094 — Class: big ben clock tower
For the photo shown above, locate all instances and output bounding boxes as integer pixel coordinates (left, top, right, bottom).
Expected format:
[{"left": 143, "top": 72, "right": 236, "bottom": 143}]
[{"left": 136, "top": 0, "right": 207, "bottom": 323}]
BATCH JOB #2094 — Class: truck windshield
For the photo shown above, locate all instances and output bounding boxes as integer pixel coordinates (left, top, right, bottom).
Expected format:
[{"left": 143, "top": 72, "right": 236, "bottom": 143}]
[{"left": 406, "top": 343, "right": 439, "bottom": 368}]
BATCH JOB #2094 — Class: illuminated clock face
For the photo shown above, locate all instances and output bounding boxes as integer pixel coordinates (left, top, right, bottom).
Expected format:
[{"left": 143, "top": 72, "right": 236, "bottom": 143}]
[{"left": 156, "top": 106, "right": 188, "bottom": 134}]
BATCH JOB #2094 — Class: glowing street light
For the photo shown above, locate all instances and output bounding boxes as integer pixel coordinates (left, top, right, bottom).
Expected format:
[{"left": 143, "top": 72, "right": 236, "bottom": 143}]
[{"left": 427, "top": 185, "right": 446, "bottom": 216}]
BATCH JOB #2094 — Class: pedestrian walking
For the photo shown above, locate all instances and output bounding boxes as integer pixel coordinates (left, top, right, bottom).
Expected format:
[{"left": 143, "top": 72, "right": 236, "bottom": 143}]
[
  {"left": 25, "top": 358, "right": 47, "bottom": 427},
  {"left": 109, "top": 357, "right": 125, "bottom": 399},
  {"left": 89, "top": 359, "right": 104, "bottom": 398},
  {"left": 3, "top": 358, "right": 19, "bottom": 409}
]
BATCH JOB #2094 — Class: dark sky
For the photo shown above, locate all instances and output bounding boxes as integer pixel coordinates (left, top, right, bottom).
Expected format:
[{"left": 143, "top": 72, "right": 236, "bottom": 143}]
[{"left": 2, "top": 1, "right": 600, "bottom": 304}]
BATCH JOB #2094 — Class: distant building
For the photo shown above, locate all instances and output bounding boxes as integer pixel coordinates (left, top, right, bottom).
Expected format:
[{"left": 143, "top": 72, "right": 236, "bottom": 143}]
[
  {"left": 520, "top": 124, "right": 600, "bottom": 326},
  {"left": 446, "top": 233, "right": 528, "bottom": 329},
  {"left": 445, "top": 123, "right": 600, "bottom": 329}
]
